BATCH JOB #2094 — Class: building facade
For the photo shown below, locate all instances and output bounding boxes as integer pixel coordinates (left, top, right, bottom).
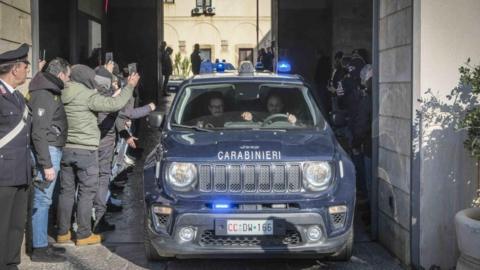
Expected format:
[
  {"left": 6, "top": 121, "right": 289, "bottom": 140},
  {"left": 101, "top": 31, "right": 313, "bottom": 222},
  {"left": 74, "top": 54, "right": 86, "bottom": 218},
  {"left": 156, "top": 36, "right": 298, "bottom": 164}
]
[
  {"left": 0, "top": 0, "right": 33, "bottom": 94},
  {"left": 163, "top": 0, "right": 271, "bottom": 70}
]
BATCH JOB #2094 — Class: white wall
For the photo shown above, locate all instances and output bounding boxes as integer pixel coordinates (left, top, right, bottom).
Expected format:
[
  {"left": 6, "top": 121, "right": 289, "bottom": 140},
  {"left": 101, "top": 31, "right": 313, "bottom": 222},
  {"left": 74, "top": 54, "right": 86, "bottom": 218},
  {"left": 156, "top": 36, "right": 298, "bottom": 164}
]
[{"left": 415, "top": 0, "right": 480, "bottom": 268}]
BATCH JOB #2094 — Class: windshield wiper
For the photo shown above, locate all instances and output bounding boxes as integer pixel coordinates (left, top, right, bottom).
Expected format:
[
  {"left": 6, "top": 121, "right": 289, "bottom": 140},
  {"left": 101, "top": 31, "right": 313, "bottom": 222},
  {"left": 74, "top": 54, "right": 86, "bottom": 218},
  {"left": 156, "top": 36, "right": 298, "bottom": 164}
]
[
  {"left": 170, "top": 123, "right": 213, "bottom": 132},
  {"left": 254, "top": 127, "right": 287, "bottom": 132}
]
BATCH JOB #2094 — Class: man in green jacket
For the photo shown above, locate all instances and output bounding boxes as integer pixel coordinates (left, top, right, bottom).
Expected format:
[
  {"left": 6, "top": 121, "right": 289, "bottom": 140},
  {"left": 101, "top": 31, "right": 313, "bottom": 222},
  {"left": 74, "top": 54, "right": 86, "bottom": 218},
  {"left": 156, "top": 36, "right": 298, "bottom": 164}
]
[{"left": 56, "top": 65, "right": 140, "bottom": 245}]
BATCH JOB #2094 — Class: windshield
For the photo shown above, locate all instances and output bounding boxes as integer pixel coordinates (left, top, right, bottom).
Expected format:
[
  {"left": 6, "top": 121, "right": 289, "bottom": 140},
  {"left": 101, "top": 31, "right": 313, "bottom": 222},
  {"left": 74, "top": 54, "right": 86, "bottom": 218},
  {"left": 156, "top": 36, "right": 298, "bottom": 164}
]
[{"left": 171, "top": 82, "right": 324, "bottom": 130}]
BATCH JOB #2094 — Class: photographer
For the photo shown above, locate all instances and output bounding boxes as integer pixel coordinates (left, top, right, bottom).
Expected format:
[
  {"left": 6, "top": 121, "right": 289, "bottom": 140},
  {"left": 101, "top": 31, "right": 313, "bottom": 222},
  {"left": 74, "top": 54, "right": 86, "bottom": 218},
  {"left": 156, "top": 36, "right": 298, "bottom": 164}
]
[
  {"left": 29, "top": 58, "right": 71, "bottom": 262},
  {"left": 57, "top": 64, "right": 139, "bottom": 246}
]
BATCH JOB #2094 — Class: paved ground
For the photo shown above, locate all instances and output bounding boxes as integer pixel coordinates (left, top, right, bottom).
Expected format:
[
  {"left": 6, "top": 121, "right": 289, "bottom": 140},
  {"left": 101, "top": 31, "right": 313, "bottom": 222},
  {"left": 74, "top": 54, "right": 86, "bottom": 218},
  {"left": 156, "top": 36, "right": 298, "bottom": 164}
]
[{"left": 19, "top": 96, "right": 403, "bottom": 270}]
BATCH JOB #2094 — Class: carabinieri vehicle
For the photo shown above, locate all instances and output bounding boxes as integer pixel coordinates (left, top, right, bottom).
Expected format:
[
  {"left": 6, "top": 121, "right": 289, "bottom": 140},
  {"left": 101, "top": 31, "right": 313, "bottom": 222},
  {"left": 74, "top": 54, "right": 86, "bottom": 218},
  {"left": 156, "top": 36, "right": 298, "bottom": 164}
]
[{"left": 143, "top": 62, "right": 356, "bottom": 261}]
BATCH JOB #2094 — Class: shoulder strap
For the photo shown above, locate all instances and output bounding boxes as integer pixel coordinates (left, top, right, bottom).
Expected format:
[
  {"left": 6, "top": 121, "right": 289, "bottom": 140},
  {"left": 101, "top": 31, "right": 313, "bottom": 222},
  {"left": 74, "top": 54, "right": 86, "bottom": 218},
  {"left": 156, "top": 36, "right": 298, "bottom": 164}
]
[{"left": 0, "top": 105, "right": 29, "bottom": 149}]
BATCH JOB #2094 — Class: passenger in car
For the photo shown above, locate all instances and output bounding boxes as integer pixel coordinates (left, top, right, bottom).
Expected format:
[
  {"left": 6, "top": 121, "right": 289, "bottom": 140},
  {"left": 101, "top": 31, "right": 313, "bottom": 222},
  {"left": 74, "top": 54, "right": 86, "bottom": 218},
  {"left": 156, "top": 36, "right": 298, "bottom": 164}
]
[{"left": 195, "top": 92, "right": 241, "bottom": 128}]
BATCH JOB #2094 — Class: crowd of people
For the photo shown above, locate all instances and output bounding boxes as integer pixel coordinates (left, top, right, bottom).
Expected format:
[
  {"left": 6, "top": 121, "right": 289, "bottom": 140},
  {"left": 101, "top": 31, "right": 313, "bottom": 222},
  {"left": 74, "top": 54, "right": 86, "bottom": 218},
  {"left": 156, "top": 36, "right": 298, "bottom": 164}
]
[
  {"left": 315, "top": 48, "right": 373, "bottom": 221},
  {"left": 0, "top": 41, "right": 374, "bottom": 268},
  {"left": 0, "top": 43, "right": 155, "bottom": 268}
]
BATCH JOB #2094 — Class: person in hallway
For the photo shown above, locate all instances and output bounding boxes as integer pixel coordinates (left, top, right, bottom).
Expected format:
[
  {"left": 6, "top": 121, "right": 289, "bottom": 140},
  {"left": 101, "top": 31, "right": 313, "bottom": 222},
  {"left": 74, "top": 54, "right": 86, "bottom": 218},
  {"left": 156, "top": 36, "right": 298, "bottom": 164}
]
[
  {"left": 29, "top": 57, "right": 71, "bottom": 263},
  {"left": 0, "top": 43, "right": 32, "bottom": 270},
  {"left": 200, "top": 59, "right": 214, "bottom": 74},
  {"left": 265, "top": 47, "right": 274, "bottom": 72},
  {"left": 190, "top": 43, "right": 202, "bottom": 75},
  {"left": 314, "top": 49, "right": 332, "bottom": 116},
  {"left": 92, "top": 63, "right": 119, "bottom": 233},
  {"left": 56, "top": 64, "right": 139, "bottom": 246},
  {"left": 161, "top": 47, "right": 173, "bottom": 97}
]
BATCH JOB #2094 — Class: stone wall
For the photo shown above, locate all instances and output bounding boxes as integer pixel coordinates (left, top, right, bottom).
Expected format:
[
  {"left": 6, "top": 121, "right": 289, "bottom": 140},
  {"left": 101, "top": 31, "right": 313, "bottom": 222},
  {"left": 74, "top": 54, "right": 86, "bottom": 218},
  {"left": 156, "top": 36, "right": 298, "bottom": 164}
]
[
  {"left": 0, "top": 0, "right": 32, "bottom": 94},
  {"left": 377, "top": 0, "right": 412, "bottom": 265},
  {"left": 277, "top": 0, "right": 371, "bottom": 84},
  {"left": 332, "top": 0, "right": 372, "bottom": 62}
]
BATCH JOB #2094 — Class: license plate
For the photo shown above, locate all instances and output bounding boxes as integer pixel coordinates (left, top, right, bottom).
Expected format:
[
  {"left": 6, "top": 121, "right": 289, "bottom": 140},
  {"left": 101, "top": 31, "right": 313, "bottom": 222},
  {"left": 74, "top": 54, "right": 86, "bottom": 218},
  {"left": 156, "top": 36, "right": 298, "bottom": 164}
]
[{"left": 226, "top": 219, "right": 274, "bottom": 235}]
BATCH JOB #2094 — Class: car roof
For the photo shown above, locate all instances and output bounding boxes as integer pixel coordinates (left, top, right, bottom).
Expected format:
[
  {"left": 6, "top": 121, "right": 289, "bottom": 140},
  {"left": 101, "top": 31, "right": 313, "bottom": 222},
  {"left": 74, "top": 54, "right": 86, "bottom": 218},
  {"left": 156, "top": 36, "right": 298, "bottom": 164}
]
[{"left": 185, "top": 72, "right": 306, "bottom": 85}]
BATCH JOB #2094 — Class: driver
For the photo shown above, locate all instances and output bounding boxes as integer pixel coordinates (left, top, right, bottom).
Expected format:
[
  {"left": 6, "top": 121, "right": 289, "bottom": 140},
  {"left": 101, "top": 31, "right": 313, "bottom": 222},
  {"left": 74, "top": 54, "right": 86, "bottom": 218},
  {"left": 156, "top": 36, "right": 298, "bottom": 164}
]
[{"left": 241, "top": 94, "right": 297, "bottom": 124}]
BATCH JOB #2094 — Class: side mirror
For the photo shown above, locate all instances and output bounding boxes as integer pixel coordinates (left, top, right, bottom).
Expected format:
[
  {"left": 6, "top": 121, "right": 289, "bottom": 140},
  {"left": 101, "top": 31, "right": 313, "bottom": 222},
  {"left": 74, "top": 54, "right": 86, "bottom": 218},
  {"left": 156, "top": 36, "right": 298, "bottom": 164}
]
[{"left": 147, "top": 111, "right": 164, "bottom": 129}]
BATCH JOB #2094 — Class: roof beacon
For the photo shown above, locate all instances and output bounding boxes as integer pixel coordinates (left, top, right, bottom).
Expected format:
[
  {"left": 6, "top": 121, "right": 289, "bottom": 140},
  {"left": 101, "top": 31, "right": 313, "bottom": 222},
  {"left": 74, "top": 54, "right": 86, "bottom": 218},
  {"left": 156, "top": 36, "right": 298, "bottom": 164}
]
[
  {"left": 216, "top": 62, "right": 225, "bottom": 73},
  {"left": 238, "top": 61, "right": 255, "bottom": 75},
  {"left": 277, "top": 60, "right": 292, "bottom": 74}
]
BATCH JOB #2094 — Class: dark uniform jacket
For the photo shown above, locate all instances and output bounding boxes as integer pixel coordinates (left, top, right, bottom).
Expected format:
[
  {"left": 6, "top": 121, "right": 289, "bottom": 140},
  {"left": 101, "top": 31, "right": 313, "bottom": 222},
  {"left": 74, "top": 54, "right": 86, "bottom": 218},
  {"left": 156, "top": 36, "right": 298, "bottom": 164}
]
[
  {"left": 0, "top": 80, "right": 32, "bottom": 186},
  {"left": 162, "top": 54, "right": 173, "bottom": 76},
  {"left": 28, "top": 72, "right": 67, "bottom": 169},
  {"left": 190, "top": 51, "right": 202, "bottom": 75}
]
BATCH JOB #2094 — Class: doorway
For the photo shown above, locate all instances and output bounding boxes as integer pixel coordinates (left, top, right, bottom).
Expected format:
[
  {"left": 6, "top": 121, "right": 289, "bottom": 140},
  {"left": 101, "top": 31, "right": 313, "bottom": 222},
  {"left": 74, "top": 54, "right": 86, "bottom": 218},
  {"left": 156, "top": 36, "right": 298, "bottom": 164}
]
[{"left": 272, "top": 0, "right": 375, "bottom": 241}]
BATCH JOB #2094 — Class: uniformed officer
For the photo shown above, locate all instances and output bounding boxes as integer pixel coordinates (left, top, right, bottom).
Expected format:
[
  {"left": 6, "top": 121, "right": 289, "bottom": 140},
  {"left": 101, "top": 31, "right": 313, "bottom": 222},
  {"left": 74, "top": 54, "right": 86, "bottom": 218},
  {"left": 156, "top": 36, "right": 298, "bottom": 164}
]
[{"left": 0, "top": 43, "right": 32, "bottom": 269}]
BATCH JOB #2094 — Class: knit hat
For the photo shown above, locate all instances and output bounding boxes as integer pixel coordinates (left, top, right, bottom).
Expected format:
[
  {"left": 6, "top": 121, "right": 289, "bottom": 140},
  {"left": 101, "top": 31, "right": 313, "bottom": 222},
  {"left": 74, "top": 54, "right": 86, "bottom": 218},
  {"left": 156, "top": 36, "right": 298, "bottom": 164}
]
[
  {"left": 94, "top": 66, "right": 112, "bottom": 93},
  {"left": 70, "top": 64, "right": 98, "bottom": 90}
]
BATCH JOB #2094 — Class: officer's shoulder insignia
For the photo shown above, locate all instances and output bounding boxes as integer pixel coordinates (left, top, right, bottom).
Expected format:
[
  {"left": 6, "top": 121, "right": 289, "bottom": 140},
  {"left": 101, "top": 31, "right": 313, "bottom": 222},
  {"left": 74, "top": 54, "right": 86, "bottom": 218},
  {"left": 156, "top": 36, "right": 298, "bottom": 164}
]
[
  {"left": 0, "top": 85, "right": 6, "bottom": 95},
  {"left": 38, "top": 108, "right": 45, "bottom": 117}
]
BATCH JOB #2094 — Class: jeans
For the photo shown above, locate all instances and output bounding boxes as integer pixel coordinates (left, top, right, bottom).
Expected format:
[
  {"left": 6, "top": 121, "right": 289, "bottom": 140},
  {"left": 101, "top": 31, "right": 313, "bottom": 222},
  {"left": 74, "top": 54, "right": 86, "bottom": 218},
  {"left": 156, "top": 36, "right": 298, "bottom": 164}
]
[
  {"left": 57, "top": 148, "right": 99, "bottom": 239},
  {"left": 32, "top": 146, "right": 62, "bottom": 248}
]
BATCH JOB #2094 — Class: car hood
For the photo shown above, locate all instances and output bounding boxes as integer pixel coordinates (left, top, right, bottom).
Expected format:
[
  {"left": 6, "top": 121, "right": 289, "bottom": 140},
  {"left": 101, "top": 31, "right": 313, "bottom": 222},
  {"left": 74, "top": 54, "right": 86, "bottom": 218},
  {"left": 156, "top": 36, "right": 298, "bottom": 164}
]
[{"left": 162, "top": 130, "right": 336, "bottom": 162}]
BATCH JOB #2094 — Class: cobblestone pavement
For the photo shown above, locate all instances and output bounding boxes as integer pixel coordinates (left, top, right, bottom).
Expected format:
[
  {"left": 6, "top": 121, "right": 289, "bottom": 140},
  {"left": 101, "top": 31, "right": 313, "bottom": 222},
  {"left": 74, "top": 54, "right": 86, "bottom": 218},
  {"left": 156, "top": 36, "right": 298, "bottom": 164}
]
[{"left": 19, "top": 96, "right": 404, "bottom": 270}]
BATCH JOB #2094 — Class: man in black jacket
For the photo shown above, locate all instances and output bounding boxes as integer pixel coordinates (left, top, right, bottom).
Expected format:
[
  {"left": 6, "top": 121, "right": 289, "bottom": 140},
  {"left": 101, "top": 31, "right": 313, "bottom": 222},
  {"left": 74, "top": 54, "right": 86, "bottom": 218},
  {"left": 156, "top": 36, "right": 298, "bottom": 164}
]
[
  {"left": 161, "top": 47, "right": 173, "bottom": 97},
  {"left": 29, "top": 58, "right": 70, "bottom": 262},
  {"left": 190, "top": 43, "right": 202, "bottom": 75},
  {"left": 0, "top": 43, "right": 32, "bottom": 270}
]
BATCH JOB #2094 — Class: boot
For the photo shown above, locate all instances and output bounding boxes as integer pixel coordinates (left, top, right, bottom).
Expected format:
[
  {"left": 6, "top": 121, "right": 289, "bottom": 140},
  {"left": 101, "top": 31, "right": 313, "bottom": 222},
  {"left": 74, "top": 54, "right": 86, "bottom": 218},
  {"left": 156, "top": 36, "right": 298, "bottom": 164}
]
[
  {"left": 30, "top": 246, "right": 66, "bottom": 263},
  {"left": 75, "top": 233, "right": 102, "bottom": 246},
  {"left": 49, "top": 244, "right": 66, "bottom": 254},
  {"left": 56, "top": 231, "right": 71, "bottom": 243}
]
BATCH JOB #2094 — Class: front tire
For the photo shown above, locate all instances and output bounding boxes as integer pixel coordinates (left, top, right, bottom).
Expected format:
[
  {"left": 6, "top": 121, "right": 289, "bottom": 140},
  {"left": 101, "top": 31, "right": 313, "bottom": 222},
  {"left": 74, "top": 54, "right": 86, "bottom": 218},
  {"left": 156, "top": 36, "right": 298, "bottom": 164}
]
[
  {"left": 328, "top": 230, "right": 353, "bottom": 261},
  {"left": 143, "top": 217, "right": 173, "bottom": 261}
]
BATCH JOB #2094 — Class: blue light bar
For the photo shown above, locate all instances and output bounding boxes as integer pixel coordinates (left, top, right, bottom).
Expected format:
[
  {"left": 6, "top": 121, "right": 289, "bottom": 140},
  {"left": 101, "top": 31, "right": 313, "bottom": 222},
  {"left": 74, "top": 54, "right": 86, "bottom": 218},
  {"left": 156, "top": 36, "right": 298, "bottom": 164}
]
[
  {"left": 216, "top": 63, "right": 225, "bottom": 72},
  {"left": 213, "top": 203, "right": 231, "bottom": 209},
  {"left": 277, "top": 60, "right": 292, "bottom": 73}
]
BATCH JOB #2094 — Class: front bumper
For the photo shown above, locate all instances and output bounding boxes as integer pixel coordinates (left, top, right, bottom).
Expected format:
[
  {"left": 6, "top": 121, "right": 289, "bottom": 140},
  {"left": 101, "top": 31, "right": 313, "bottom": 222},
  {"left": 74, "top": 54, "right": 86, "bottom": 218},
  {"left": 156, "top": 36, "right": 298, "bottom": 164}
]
[{"left": 146, "top": 211, "right": 353, "bottom": 258}]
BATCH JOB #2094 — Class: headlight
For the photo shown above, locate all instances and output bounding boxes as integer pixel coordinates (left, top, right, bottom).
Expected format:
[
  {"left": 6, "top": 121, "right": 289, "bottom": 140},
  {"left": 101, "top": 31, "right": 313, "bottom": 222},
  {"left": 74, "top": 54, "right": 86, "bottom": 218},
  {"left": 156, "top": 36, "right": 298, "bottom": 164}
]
[
  {"left": 303, "top": 162, "right": 332, "bottom": 191},
  {"left": 167, "top": 162, "right": 197, "bottom": 191}
]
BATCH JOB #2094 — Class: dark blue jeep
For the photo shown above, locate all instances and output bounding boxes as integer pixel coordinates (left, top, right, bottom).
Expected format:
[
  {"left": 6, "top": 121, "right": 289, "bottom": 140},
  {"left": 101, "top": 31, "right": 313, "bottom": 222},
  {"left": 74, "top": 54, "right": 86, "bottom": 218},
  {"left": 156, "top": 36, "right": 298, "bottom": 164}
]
[{"left": 143, "top": 64, "right": 355, "bottom": 261}]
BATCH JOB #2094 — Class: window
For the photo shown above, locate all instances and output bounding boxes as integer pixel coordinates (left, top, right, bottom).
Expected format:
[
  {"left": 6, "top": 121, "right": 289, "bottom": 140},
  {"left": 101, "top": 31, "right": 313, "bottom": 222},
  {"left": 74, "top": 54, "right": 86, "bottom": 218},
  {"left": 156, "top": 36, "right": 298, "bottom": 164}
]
[
  {"left": 199, "top": 48, "right": 212, "bottom": 61},
  {"left": 164, "top": 0, "right": 175, "bottom": 3},
  {"left": 238, "top": 48, "right": 254, "bottom": 66},
  {"left": 172, "top": 83, "right": 322, "bottom": 130},
  {"left": 196, "top": 0, "right": 211, "bottom": 7}
]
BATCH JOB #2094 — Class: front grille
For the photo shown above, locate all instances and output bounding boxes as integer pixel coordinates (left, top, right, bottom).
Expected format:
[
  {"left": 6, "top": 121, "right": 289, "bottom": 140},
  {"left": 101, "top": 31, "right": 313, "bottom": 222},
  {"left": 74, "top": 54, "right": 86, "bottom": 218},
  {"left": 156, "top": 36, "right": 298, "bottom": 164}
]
[
  {"left": 198, "top": 163, "right": 303, "bottom": 193},
  {"left": 199, "top": 230, "right": 302, "bottom": 247}
]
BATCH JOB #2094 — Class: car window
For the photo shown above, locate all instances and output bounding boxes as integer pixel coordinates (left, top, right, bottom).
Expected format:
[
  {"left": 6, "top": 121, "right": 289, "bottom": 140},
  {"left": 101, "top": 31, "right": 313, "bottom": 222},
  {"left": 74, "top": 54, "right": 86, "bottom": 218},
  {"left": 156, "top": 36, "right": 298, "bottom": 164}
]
[{"left": 172, "top": 82, "right": 324, "bottom": 130}]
